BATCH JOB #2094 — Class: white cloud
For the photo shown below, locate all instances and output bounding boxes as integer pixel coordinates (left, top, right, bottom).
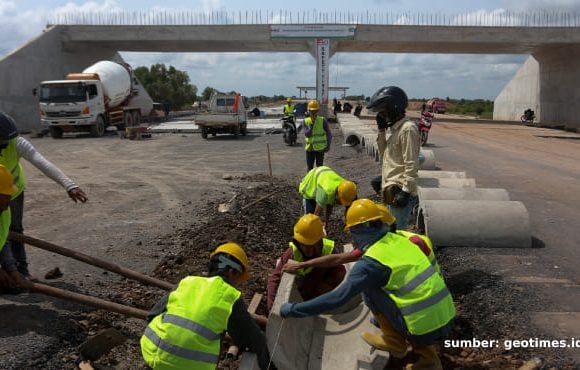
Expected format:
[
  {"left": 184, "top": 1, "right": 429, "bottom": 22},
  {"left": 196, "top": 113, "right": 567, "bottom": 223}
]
[{"left": 0, "top": 0, "right": 15, "bottom": 15}]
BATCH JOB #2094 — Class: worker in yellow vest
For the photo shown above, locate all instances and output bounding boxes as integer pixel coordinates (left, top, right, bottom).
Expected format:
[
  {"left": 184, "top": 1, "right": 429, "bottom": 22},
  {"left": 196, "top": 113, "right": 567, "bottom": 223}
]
[
  {"left": 302, "top": 100, "right": 332, "bottom": 171},
  {"left": 267, "top": 213, "right": 345, "bottom": 311},
  {"left": 282, "top": 98, "right": 295, "bottom": 119},
  {"left": 280, "top": 199, "right": 454, "bottom": 370},
  {"left": 0, "top": 164, "right": 17, "bottom": 291},
  {"left": 141, "top": 242, "right": 276, "bottom": 370},
  {"left": 298, "top": 165, "right": 357, "bottom": 228}
]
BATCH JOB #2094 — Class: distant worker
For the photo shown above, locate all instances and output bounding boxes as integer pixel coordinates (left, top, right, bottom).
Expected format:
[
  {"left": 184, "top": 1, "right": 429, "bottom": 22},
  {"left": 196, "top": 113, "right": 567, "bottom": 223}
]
[
  {"left": 302, "top": 100, "right": 332, "bottom": 171},
  {"left": 367, "top": 86, "right": 420, "bottom": 230},
  {"left": 298, "top": 165, "right": 357, "bottom": 227},
  {"left": 0, "top": 165, "right": 17, "bottom": 292},
  {"left": 0, "top": 112, "right": 88, "bottom": 285},
  {"left": 141, "top": 242, "right": 276, "bottom": 370},
  {"left": 283, "top": 98, "right": 295, "bottom": 120},
  {"left": 267, "top": 213, "right": 346, "bottom": 311},
  {"left": 353, "top": 103, "right": 363, "bottom": 117},
  {"left": 280, "top": 199, "right": 455, "bottom": 370}
]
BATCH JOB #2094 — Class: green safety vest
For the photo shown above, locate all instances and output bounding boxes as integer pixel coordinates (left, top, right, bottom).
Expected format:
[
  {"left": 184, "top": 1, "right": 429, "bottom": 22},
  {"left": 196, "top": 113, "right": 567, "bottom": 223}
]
[
  {"left": 299, "top": 166, "right": 344, "bottom": 206},
  {"left": 0, "top": 139, "right": 25, "bottom": 199},
  {"left": 141, "top": 276, "right": 241, "bottom": 370},
  {"left": 283, "top": 104, "right": 295, "bottom": 117},
  {"left": 0, "top": 208, "right": 11, "bottom": 253},
  {"left": 364, "top": 232, "right": 455, "bottom": 336},
  {"left": 396, "top": 230, "right": 440, "bottom": 273},
  {"left": 290, "top": 238, "right": 335, "bottom": 277},
  {"left": 304, "top": 116, "right": 327, "bottom": 151}
]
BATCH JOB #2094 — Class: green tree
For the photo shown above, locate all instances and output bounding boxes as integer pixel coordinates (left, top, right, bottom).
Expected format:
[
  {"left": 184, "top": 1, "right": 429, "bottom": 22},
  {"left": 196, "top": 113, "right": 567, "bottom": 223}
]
[
  {"left": 201, "top": 87, "right": 218, "bottom": 101},
  {"left": 134, "top": 64, "right": 197, "bottom": 110}
]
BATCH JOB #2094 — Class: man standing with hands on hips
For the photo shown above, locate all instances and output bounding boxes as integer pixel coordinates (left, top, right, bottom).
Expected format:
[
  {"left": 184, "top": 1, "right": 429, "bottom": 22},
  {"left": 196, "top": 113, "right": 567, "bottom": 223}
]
[{"left": 366, "top": 86, "right": 420, "bottom": 230}]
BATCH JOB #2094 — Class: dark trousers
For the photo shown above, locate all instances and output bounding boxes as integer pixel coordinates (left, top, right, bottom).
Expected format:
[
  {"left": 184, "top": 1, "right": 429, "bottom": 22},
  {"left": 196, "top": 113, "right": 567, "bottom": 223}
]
[
  {"left": 0, "top": 192, "right": 26, "bottom": 274},
  {"left": 306, "top": 151, "right": 325, "bottom": 171}
]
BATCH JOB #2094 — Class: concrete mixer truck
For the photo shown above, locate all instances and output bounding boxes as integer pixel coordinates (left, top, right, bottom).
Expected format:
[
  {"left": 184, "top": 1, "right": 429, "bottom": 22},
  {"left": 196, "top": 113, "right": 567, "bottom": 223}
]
[{"left": 38, "top": 61, "right": 153, "bottom": 138}]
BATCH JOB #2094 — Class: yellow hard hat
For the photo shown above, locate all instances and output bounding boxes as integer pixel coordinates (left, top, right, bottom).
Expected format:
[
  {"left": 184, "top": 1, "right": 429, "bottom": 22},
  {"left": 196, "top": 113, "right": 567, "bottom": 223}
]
[
  {"left": 294, "top": 213, "right": 324, "bottom": 246},
  {"left": 287, "top": 98, "right": 292, "bottom": 103},
  {"left": 308, "top": 100, "right": 320, "bottom": 112},
  {"left": 0, "top": 165, "right": 17, "bottom": 196},
  {"left": 210, "top": 242, "right": 250, "bottom": 282},
  {"left": 344, "top": 199, "right": 383, "bottom": 230},
  {"left": 376, "top": 203, "right": 396, "bottom": 225},
  {"left": 337, "top": 180, "right": 357, "bottom": 206}
]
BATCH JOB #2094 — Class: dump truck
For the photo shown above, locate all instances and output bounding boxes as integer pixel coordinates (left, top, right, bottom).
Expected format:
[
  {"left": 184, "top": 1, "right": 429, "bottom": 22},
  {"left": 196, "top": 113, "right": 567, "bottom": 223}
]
[
  {"left": 38, "top": 61, "right": 153, "bottom": 138},
  {"left": 426, "top": 98, "right": 447, "bottom": 114},
  {"left": 194, "top": 93, "right": 248, "bottom": 139}
]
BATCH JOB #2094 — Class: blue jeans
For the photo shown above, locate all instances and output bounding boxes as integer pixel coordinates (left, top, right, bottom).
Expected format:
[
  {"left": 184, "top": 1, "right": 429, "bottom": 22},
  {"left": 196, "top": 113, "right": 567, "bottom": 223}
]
[
  {"left": 0, "top": 192, "right": 27, "bottom": 274},
  {"left": 306, "top": 151, "right": 324, "bottom": 171},
  {"left": 388, "top": 195, "right": 417, "bottom": 230}
]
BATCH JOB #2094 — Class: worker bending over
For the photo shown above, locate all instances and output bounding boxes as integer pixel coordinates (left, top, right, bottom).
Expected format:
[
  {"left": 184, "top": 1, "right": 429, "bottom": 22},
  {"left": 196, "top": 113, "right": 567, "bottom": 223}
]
[
  {"left": 267, "top": 213, "right": 345, "bottom": 311},
  {"left": 141, "top": 242, "right": 276, "bottom": 370},
  {"left": 299, "top": 165, "right": 357, "bottom": 228},
  {"left": 280, "top": 199, "right": 454, "bottom": 370}
]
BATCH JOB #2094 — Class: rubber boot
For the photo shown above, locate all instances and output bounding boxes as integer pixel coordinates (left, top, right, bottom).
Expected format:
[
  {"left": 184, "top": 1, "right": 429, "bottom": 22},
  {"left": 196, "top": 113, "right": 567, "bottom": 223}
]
[
  {"left": 405, "top": 345, "right": 442, "bottom": 370},
  {"left": 360, "top": 313, "right": 408, "bottom": 358}
]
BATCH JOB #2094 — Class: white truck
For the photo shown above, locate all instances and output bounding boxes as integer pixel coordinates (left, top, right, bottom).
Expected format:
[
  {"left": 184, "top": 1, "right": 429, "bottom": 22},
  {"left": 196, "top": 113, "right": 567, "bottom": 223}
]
[
  {"left": 38, "top": 61, "right": 153, "bottom": 138},
  {"left": 194, "top": 93, "right": 249, "bottom": 139}
]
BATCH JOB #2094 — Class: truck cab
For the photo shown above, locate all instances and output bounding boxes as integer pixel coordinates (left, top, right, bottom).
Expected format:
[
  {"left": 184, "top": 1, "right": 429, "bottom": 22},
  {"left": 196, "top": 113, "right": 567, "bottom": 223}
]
[{"left": 194, "top": 93, "right": 249, "bottom": 139}]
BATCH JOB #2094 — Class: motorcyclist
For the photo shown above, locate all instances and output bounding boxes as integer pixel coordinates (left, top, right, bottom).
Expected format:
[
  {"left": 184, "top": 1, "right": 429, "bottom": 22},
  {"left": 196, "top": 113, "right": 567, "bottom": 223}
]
[{"left": 283, "top": 98, "right": 295, "bottom": 121}]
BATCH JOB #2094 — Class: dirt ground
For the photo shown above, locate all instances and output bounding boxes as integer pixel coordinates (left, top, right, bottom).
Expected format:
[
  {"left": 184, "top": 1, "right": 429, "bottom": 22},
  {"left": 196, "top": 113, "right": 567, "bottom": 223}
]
[{"left": 0, "top": 116, "right": 578, "bottom": 369}]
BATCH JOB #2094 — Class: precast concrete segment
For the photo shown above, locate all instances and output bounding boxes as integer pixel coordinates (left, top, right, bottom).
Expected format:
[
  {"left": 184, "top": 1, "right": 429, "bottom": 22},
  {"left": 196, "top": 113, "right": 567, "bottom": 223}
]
[
  {"left": 418, "top": 200, "right": 531, "bottom": 248},
  {"left": 419, "top": 149, "right": 436, "bottom": 170},
  {"left": 417, "top": 177, "right": 476, "bottom": 188},
  {"left": 417, "top": 187, "right": 511, "bottom": 202},
  {"left": 418, "top": 170, "right": 466, "bottom": 179}
]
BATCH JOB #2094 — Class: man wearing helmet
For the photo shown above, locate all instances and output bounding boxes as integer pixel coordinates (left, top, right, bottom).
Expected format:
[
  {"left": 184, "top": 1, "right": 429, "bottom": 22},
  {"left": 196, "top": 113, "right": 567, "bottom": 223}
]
[
  {"left": 141, "top": 242, "right": 276, "bottom": 370},
  {"left": 280, "top": 199, "right": 454, "bottom": 370},
  {"left": 298, "top": 165, "right": 357, "bottom": 228},
  {"left": 283, "top": 97, "right": 295, "bottom": 120},
  {"left": 267, "top": 213, "right": 346, "bottom": 312},
  {"left": 366, "top": 86, "right": 420, "bottom": 230},
  {"left": 302, "top": 100, "right": 332, "bottom": 171},
  {"left": 0, "top": 111, "right": 88, "bottom": 286}
]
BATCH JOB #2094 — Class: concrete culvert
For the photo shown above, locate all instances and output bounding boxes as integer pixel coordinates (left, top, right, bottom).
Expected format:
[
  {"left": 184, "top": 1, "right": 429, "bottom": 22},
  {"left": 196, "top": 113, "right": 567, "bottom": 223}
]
[
  {"left": 417, "top": 187, "right": 511, "bottom": 202},
  {"left": 418, "top": 170, "right": 466, "bottom": 179},
  {"left": 417, "top": 178, "right": 476, "bottom": 188},
  {"left": 417, "top": 200, "right": 531, "bottom": 248},
  {"left": 418, "top": 149, "right": 436, "bottom": 170},
  {"left": 344, "top": 133, "right": 361, "bottom": 147}
]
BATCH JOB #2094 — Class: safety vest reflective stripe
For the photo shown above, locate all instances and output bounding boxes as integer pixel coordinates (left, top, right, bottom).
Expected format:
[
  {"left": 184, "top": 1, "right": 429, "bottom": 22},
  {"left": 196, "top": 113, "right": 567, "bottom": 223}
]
[
  {"left": 388, "top": 265, "right": 437, "bottom": 296},
  {"left": 162, "top": 313, "right": 220, "bottom": 341},
  {"left": 143, "top": 326, "right": 218, "bottom": 364},
  {"left": 398, "top": 286, "right": 451, "bottom": 316},
  {"left": 300, "top": 166, "right": 331, "bottom": 195}
]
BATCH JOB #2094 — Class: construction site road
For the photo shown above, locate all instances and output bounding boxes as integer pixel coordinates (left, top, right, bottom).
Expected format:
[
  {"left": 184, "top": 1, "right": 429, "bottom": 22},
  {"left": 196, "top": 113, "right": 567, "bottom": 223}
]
[{"left": 0, "top": 118, "right": 578, "bottom": 369}]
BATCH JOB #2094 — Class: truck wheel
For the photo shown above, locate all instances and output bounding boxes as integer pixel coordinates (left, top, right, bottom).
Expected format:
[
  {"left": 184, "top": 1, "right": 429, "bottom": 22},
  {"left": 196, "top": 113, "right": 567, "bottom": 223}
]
[
  {"left": 124, "top": 112, "right": 134, "bottom": 128},
  {"left": 233, "top": 125, "right": 240, "bottom": 138},
  {"left": 132, "top": 111, "right": 141, "bottom": 125},
  {"left": 201, "top": 127, "right": 208, "bottom": 139},
  {"left": 90, "top": 116, "right": 106, "bottom": 137},
  {"left": 241, "top": 122, "right": 247, "bottom": 136},
  {"left": 49, "top": 126, "right": 63, "bottom": 139}
]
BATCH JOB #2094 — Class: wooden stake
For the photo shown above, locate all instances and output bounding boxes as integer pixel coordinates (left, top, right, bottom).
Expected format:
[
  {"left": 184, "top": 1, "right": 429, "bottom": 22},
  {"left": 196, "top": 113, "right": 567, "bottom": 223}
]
[{"left": 266, "top": 143, "right": 272, "bottom": 177}]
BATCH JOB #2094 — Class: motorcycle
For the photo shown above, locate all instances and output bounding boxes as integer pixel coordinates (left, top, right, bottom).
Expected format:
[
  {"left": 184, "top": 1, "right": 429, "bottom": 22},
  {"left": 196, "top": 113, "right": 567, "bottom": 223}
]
[
  {"left": 281, "top": 115, "right": 297, "bottom": 146},
  {"left": 417, "top": 111, "right": 434, "bottom": 146},
  {"left": 521, "top": 109, "right": 536, "bottom": 126}
]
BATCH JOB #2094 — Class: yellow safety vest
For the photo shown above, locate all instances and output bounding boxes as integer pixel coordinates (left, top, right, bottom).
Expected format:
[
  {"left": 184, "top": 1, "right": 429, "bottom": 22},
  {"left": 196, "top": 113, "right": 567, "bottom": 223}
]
[
  {"left": 290, "top": 238, "right": 335, "bottom": 277},
  {"left": 0, "top": 139, "right": 25, "bottom": 199},
  {"left": 141, "top": 276, "right": 241, "bottom": 370},
  {"left": 396, "top": 230, "right": 440, "bottom": 273},
  {"left": 283, "top": 104, "right": 295, "bottom": 117},
  {"left": 364, "top": 232, "right": 455, "bottom": 336},
  {"left": 299, "top": 166, "right": 344, "bottom": 206},
  {"left": 0, "top": 208, "right": 11, "bottom": 253},
  {"left": 304, "top": 116, "right": 327, "bottom": 152}
]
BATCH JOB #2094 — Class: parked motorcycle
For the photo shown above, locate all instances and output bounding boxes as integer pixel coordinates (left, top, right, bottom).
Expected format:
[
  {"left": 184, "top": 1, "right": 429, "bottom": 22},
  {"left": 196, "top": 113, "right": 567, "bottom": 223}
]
[
  {"left": 281, "top": 115, "right": 297, "bottom": 146},
  {"left": 417, "top": 111, "right": 434, "bottom": 146},
  {"left": 521, "top": 109, "right": 536, "bottom": 126}
]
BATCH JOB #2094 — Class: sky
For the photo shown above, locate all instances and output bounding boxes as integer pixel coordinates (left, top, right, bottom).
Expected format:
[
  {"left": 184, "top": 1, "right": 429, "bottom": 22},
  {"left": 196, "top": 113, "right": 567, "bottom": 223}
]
[{"left": 1, "top": 0, "right": 579, "bottom": 100}]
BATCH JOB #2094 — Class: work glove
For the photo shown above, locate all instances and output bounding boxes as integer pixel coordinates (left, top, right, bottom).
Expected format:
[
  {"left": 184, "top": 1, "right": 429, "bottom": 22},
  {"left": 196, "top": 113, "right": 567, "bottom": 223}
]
[
  {"left": 280, "top": 303, "right": 294, "bottom": 318},
  {"left": 376, "top": 113, "right": 389, "bottom": 130},
  {"left": 393, "top": 189, "right": 410, "bottom": 208}
]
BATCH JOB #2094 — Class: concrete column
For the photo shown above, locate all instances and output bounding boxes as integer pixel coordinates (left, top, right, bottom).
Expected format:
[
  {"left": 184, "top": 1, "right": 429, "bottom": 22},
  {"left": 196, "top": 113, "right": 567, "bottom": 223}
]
[{"left": 418, "top": 200, "right": 531, "bottom": 248}]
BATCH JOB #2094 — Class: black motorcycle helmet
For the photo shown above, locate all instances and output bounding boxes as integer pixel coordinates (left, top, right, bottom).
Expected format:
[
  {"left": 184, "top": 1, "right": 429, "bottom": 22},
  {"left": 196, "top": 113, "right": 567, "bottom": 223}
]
[
  {"left": 0, "top": 112, "right": 19, "bottom": 141},
  {"left": 366, "top": 86, "right": 408, "bottom": 123}
]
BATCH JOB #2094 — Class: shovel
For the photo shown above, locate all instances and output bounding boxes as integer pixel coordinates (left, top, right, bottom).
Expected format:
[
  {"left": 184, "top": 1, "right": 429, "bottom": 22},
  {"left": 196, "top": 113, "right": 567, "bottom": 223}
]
[{"left": 218, "top": 193, "right": 240, "bottom": 213}]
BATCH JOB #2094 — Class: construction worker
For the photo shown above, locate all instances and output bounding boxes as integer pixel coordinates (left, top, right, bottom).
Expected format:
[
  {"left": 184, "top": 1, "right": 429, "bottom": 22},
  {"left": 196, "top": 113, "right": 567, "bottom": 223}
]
[
  {"left": 0, "top": 164, "right": 18, "bottom": 291},
  {"left": 0, "top": 112, "right": 88, "bottom": 283},
  {"left": 367, "top": 86, "right": 420, "bottom": 230},
  {"left": 280, "top": 199, "right": 455, "bottom": 370},
  {"left": 302, "top": 100, "right": 332, "bottom": 171},
  {"left": 283, "top": 97, "right": 295, "bottom": 120},
  {"left": 267, "top": 213, "right": 346, "bottom": 311},
  {"left": 282, "top": 200, "right": 440, "bottom": 275},
  {"left": 298, "top": 165, "right": 357, "bottom": 228},
  {"left": 141, "top": 242, "right": 276, "bottom": 370}
]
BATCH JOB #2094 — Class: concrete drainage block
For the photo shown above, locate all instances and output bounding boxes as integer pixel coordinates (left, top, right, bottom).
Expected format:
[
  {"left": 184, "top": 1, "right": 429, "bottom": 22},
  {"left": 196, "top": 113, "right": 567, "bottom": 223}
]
[
  {"left": 417, "top": 187, "right": 511, "bottom": 202},
  {"left": 417, "top": 177, "right": 476, "bottom": 188}
]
